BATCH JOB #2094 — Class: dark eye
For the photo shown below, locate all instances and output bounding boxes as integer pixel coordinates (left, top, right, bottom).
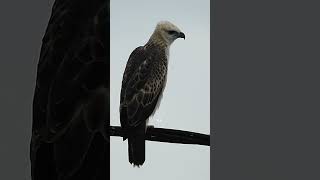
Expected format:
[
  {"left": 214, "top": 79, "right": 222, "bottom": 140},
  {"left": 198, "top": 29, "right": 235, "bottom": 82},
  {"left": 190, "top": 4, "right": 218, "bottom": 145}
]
[{"left": 167, "top": 30, "right": 176, "bottom": 35}]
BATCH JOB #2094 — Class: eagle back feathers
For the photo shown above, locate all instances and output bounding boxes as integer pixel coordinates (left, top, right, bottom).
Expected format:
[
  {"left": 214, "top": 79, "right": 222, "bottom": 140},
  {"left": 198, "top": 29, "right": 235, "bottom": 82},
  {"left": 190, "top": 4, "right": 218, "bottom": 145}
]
[{"left": 120, "top": 44, "right": 167, "bottom": 128}]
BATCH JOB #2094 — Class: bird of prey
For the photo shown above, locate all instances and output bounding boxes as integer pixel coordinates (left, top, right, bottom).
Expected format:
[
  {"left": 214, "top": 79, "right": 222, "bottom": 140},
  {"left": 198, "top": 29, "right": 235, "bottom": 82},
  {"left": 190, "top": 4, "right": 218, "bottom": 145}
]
[
  {"left": 120, "top": 21, "right": 185, "bottom": 166},
  {"left": 30, "top": 1, "right": 109, "bottom": 180}
]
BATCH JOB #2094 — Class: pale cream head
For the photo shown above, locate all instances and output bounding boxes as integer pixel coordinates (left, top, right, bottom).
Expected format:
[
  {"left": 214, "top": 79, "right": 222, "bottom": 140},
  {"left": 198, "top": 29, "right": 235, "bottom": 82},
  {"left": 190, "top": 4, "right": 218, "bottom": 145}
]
[{"left": 148, "top": 21, "right": 185, "bottom": 47}]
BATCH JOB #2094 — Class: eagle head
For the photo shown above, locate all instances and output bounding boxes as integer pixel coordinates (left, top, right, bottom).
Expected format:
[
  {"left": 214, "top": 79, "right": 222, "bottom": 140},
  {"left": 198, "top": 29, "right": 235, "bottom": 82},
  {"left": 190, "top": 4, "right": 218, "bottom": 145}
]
[{"left": 150, "top": 21, "right": 185, "bottom": 46}]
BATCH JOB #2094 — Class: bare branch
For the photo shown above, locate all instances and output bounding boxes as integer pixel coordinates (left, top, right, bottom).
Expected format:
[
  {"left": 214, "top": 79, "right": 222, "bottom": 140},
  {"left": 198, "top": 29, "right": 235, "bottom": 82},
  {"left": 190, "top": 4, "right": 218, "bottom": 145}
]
[{"left": 109, "top": 126, "right": 210, "bottom": 146}]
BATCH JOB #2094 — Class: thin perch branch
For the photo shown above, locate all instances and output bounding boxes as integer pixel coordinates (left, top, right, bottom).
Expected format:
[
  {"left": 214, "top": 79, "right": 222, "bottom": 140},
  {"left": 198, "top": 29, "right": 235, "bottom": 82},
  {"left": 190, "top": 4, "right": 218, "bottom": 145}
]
[{"left": 109, "top": 126, "right": 210, "bottom": 146}]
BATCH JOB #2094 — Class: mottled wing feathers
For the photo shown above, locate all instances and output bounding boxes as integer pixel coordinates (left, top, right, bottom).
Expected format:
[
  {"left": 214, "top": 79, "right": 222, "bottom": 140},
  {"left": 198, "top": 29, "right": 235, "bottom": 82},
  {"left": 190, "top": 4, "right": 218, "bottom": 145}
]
[
  {"left": 120, "top": 46, "right": 146, "bottom": 103},
  {"left": 120, "top": 46, "right": 167, "bottom": 128},
  {"left": 31, "top": 1, "right": 109, "bottom": 179},
  {"left": 32, "top": 0, "right": 109, "bottom": 140}
]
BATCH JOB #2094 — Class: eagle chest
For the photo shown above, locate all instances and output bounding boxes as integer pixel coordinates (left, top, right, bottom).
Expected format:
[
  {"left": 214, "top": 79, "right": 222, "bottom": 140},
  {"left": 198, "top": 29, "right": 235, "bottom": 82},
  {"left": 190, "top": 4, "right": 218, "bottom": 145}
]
[{"left": 149, "top": 55, "right": 168, "bottom": 118}]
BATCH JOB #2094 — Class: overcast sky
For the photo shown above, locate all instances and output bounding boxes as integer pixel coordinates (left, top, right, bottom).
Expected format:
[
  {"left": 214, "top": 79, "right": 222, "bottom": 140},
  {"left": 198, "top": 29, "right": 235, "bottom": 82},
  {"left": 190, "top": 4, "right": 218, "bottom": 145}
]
[{"left": 110, "top": 0, "right": 210, "bottom": 179}]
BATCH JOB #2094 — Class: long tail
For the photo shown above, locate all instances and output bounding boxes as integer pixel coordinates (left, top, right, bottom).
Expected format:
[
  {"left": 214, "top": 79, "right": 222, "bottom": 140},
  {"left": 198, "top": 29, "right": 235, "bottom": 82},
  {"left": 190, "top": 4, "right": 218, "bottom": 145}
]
[{"left": 128, "top": 133, "right": 145, "bottom": 167}]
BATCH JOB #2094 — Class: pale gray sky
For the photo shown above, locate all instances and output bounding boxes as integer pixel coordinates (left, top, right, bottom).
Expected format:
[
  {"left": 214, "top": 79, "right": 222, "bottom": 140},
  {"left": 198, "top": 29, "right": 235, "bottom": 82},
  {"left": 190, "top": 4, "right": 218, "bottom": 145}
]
[{"left": 110, "top": 0, "right": 210, "bottom": 179}]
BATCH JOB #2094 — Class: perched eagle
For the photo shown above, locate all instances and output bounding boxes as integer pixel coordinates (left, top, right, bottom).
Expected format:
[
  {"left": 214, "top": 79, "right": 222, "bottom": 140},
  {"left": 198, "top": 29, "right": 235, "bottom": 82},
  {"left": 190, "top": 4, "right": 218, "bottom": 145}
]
[
  {"left": 30, "top": 0, "right": 109, "bottom": 179},
  {"left": 120, "top": 21, "right": 185, "bottom": 166}
]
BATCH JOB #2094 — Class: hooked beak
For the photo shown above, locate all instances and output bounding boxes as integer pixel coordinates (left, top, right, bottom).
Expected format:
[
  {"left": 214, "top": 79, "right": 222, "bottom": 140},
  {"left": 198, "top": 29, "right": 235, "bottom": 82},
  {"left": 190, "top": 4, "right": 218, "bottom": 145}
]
[{"left": 178, "top": 32, "right": 185, "bottom": 39}]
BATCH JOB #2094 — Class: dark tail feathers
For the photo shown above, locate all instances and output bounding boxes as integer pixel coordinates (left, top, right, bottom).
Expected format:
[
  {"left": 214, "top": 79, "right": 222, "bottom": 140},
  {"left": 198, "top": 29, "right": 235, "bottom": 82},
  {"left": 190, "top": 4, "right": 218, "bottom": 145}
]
[{"left": 128, "top": 134, "right": 145, "bottom": 167}]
